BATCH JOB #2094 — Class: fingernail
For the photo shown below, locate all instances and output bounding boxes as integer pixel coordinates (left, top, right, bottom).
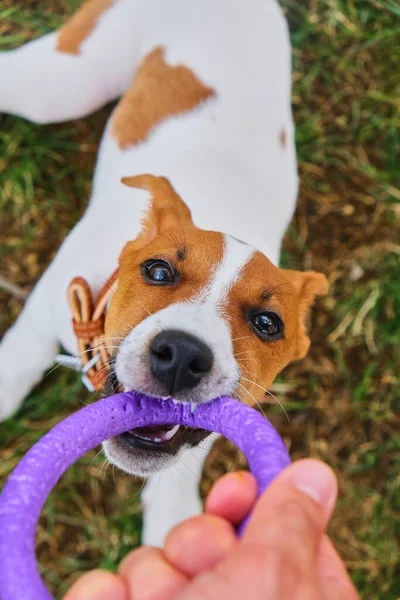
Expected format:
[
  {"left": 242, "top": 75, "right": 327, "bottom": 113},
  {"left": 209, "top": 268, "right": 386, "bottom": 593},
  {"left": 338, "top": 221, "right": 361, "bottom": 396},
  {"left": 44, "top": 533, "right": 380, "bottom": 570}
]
[
  {"left": 292, "top": 460, "right": 337, "bottom": 508},
  {"left": 234, "top": 471, "right": 251, "bottom": 483}
]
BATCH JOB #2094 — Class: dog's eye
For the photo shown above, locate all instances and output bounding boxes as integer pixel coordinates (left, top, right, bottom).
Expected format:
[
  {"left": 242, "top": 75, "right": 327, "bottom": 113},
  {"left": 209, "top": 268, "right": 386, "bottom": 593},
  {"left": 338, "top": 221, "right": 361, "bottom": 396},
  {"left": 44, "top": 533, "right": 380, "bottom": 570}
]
[
  {"left": 142, "top": 260, "right": 175, "bottom": 285},
  {"left": 250, "top": 312, "right": 283, "bottom": 340}
]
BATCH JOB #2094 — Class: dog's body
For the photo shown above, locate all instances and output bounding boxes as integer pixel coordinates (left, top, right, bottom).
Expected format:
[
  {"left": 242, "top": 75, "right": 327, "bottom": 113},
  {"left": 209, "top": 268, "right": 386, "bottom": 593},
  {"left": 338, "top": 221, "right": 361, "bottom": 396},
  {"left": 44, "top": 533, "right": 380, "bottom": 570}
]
[{"left": 0, "top": 0, "right": 326, "bottom": 546}]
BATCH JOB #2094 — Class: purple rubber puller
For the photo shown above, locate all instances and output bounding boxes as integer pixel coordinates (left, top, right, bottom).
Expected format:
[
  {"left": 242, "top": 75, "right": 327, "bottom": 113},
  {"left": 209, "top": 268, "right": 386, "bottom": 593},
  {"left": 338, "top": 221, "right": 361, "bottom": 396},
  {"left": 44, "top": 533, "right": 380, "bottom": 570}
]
[{"left": 0, "top": 391, "right": 291, "bottom": 600}]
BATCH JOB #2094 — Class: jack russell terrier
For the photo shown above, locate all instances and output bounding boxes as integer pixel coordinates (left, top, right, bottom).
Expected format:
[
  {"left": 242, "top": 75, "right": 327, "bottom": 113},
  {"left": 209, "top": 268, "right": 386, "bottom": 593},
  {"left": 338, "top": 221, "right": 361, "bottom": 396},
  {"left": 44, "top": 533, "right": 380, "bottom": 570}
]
[{"left": 0, "top": 0, "right": 328, "bottom": 546}]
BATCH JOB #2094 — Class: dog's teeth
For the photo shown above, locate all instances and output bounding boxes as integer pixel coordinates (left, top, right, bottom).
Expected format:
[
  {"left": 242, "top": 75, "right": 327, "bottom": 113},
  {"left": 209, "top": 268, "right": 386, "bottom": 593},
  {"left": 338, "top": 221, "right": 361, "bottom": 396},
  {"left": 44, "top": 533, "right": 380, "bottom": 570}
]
[
  {"left": 153, "top": 438, "right": 162, "bottom": 443},
  {"left": 190, "top": 402, "right": 197, "bottom": 414},
  {"left": 171, "top": 399, "right": 180, "bottom": 405},
  {"left": 164, "top": 424, "right": 180, "bottom": 441}
]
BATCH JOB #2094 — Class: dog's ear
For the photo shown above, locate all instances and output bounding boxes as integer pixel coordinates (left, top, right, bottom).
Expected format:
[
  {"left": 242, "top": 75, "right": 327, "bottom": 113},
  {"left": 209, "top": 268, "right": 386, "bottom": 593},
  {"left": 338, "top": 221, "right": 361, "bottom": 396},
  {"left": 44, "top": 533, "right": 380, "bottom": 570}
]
[
  {"left": 283, "top": 270, "right": 329, "bottom": 360},
  {"left": 119, "top": 174, "right": 193, "bottom": 258}
]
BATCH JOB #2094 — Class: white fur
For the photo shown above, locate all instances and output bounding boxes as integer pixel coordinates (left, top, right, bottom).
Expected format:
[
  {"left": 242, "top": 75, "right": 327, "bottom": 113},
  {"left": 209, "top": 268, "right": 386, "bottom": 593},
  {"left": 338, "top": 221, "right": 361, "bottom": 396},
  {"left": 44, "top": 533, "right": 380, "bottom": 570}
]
[
  {"left": 141, "top": 433, "right": 219, "bottom": 547},
  {"left": 197, "top": 235, "right": 255, "bottom": 306},
  {"left": 0, "top": 0, "right": 297, "bottom": 544}
]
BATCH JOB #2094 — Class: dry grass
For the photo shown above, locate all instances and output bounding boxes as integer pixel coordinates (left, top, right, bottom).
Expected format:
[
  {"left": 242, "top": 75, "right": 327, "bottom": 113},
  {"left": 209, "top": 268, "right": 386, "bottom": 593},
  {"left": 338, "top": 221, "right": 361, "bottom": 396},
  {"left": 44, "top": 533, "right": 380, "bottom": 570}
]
[{"left": 0, "top": 1, "right": 399, "bottom": 598}]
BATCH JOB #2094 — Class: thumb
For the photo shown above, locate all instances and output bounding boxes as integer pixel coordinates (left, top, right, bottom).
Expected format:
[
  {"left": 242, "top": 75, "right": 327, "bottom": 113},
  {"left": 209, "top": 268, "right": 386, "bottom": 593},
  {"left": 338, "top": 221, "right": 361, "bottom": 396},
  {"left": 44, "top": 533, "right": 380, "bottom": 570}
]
[
  {"left": 243, "top": 458, "right": 337, "bottom": 548},
  {"left": 240, "top": 459, "right": 337, "bottom": 580},
  {"left": 179, "top": 460, "right": 338, "bottom": 600},
  {"left": 237, "top": 459, "right": 338, "bottom": 598}
]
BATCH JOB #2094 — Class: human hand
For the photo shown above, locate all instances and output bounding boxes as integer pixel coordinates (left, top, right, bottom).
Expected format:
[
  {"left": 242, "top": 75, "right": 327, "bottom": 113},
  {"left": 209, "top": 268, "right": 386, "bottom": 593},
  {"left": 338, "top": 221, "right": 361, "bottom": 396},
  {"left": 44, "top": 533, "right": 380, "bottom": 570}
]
[{"left": 65, "top": 459, "right": 359, "bottom": 600}]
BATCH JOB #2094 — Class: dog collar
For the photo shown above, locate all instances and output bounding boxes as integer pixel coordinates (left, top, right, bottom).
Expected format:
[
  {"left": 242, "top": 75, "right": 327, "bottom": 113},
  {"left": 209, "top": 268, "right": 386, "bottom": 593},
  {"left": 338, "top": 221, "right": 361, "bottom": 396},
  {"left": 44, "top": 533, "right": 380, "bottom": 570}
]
[{"left": 56, "top": 269, "right": 119, "bottom": 391}]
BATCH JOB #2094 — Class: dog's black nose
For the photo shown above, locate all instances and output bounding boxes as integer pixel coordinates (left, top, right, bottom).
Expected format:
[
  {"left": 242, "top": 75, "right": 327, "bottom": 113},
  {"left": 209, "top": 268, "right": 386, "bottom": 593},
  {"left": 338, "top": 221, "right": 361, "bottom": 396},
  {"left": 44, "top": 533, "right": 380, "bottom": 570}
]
[{"left": 149, "top": 330, "right": 214, "bottom": 395}]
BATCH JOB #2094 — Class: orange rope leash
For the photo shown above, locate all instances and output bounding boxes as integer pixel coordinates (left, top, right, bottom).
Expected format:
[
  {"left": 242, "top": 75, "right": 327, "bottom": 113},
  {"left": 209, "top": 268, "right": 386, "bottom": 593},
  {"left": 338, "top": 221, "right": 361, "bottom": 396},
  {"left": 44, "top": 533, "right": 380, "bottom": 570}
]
[{"left": 66, "top": 269, "right": 119, "bottom": 390}]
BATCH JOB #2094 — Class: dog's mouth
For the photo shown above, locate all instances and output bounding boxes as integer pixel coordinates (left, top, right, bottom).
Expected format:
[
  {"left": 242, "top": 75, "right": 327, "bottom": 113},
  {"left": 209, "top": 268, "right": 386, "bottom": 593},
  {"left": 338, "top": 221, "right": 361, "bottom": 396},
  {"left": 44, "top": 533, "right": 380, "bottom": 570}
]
[
  {"left": 116, "top": 422, "right": 211, "bottom": 454},
  {"left": 118, "top": 424, "right": 181, "bottom": 452},
  {"left": 104, "top": 422, "right": 211, "bottom": 476},
  {"left": 103, "top": 366, "right": 212, "bottom": 473}
]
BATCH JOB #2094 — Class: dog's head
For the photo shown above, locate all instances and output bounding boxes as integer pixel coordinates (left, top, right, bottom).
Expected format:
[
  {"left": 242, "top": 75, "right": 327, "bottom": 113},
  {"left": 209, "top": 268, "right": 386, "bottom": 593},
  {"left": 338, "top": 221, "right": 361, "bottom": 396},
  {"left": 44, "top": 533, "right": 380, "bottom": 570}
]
[{"left": 103, "top": 175, "right": 328, "bottom": 476}]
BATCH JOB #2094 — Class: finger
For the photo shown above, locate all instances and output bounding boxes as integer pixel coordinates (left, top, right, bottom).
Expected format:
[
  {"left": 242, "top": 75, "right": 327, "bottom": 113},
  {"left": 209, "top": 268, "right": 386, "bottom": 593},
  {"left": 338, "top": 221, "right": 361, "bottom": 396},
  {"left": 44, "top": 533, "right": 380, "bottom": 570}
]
[
  {"left": 178, "top": 459, "right": 338, "bottom": 600},
  {"left": 319, "top": 536, "right": 360, "bottom": 600},
  {"left": 164, "top": 514, "right": 238, "bottom": 576},
  {"left": 119, "top": 546, "right": 188, "bottom": 600},
  {"left": 64, "top": 569, "right": 128, "bottom": 600},
  {"left": 205, "top": 471, "right": 258, "bottom": 525}
]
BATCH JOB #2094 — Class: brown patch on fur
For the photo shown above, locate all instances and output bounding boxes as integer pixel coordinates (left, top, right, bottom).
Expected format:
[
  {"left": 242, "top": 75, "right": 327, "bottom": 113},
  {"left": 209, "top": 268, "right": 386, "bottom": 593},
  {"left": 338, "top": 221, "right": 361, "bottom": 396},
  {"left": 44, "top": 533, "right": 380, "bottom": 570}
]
[
  {"left": 57, "top": 0, "right": 114, "bottom": 55},
  {"left": 280, "top": 128, "right": 287, "bottom": 148},
  {"left": 105, "top": 175, "right": 224, "bottom": 340},
  {"left": 119, "top": 174, "right": 192, "bottom": 256},
  {"left": 111, "top": 47, "right": 215, "bottom": 149},
  {"left": 225, "top": 254, "right": 328, "bottom": 405},
  {"left": 282, "top": 269, "right": 329, "bottom": 359}
]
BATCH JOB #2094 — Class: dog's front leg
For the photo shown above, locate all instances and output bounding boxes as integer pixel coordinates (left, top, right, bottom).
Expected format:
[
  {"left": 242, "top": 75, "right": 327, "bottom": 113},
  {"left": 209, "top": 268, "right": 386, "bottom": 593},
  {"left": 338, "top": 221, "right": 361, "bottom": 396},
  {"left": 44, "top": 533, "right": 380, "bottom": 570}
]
[
  {"left": 0, "top": 0, "right": 141, "bottom": 124},
  {"left": 141, "top": 433, "right": 219, "bottom": 548},
  {"left": 0, "top": 269, "right": 59, "bottom": 421}
]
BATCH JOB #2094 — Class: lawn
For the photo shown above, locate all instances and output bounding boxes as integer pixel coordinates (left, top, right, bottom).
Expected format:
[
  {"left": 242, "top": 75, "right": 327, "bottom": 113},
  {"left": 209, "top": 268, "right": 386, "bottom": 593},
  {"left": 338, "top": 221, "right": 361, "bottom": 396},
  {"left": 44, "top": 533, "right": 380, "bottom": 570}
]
[{"left": 0, "top": 1, "right": 399, "bottom": 598}]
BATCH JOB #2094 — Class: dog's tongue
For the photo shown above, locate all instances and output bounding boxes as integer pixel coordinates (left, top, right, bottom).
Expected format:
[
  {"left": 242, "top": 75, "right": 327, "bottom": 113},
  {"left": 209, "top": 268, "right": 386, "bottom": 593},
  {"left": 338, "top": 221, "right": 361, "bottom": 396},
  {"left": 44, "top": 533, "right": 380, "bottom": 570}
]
[{"left": 133, "top": 424, "right": 180, "bottom": 442}]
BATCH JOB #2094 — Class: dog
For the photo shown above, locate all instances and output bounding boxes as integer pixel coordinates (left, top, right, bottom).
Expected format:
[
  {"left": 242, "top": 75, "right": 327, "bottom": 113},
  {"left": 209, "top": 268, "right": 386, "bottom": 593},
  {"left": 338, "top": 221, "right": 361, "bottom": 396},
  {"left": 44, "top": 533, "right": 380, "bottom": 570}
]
[{"left": 0, "top": 0, "right": 328, "bottom": 546}]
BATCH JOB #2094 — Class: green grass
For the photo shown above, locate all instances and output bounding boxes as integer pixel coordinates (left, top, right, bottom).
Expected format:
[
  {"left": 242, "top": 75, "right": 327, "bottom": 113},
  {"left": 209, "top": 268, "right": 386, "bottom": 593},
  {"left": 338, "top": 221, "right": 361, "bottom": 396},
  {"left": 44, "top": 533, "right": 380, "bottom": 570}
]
[{"left": 1, "top": 0, "right": 399, "bottom": 598}]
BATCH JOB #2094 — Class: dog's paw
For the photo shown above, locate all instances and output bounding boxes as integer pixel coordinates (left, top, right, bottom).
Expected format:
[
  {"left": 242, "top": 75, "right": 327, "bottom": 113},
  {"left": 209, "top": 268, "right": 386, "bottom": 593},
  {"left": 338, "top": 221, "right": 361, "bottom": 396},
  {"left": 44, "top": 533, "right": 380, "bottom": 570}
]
[{"left": 0, "top": 376, "right": 27, "bottom": 422}]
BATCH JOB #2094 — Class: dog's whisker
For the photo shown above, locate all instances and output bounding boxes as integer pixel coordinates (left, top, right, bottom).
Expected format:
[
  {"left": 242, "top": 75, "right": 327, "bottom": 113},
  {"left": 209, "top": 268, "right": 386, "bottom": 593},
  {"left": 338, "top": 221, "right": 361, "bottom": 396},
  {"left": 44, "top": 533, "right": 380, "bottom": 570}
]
[
  {"left": 239, "top": 373, "right": 290, "bottom": 424},
  {"left": 96, "top": 458, "right": 109, "bottom": 484},
  {"left": 94, "top": 365, "right": 111, "bottom": 378},
  {"left": 113, "top": 315, "right": 136, "bottom": 331},
  {"left": 240, "top": 376, "right": 268, "bottom": 394},
  {"left": 236, "top": 381, "right": 269, "bottom": 422},
  {"left": 176, "top": 456, "right": 196, "bottom": 477},
  {"left": 78, "top": 345, "right": 120, "bottom": 355},
  {"left": 103, "top": 459, "right": 112, "bottom": 479},
  {"left": 96, "top": 274, "right": 118, "bottom": 294},
  {"left": 134, "top": 477, "right": 147, "bottom": 497},
  {"left": 86, "top": 448, "right": 104, "bottom": 474},
  {"left": 239, "top": 369, "right": 291, "bottom": 424},
  {"left": 48, "top": 338, "right": 125, "bottom": 378},
  {"left": 240, "top": 367, "right": 266, "bottom": 378},
  {"left": 173, "top": 462, "right": 186, "bottom": 478},
  {"left": 236, "top": 381, "right": 257, "bottom": 405},
  {"left": 94, "top": 358, "right": 118, "bottom": 378},
  {"left": 44, "top": 362, "right": 64, "bottom": 378},
  {"left": 265, "top": 389, "right": 290, "bottom": 423}
]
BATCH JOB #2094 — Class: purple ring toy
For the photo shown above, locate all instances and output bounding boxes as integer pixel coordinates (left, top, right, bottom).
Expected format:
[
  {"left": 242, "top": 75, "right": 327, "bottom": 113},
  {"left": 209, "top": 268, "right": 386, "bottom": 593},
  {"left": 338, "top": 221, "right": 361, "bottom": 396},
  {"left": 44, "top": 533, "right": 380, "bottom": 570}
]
[{"left": 0, "top": 391, "right": 290, "bottom": 600}]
